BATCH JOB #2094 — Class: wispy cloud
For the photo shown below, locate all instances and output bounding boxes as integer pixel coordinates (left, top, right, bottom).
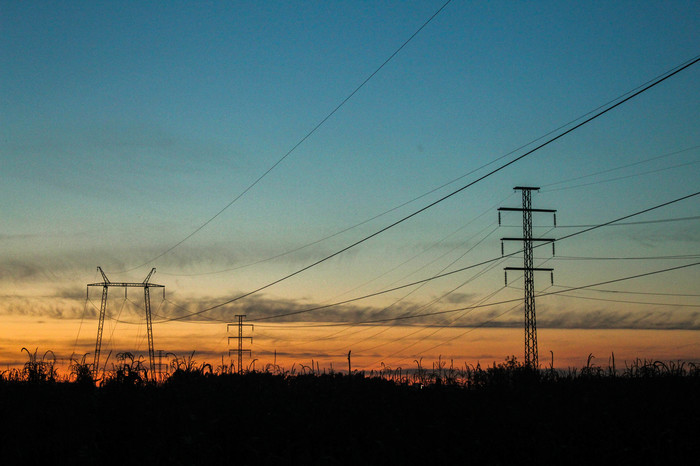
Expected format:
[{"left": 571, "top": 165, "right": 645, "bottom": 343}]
[
  {"left": 0, "top": 296, "right": 90, "bottom": 320},
  {"left": 536, "top": 304, "right": 700, "bottom": 330},
  {"left": 2, "top": 280, "right": 699, "bottom": 331},
  {"left": 0, "top": 239, "right": 342, "bottom": 285},
  {"left": 0, "top": 260, "right": 44, "bottom": 280},
  {"left": 442, "top": 292, "right": 479, "bottom": 305},
  {"left": 627, "top": 223, "right": 700, "bottom": 246}
]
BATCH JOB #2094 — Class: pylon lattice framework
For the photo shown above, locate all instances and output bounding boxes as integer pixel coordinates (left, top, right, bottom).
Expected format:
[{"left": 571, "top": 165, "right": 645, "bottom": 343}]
[
  {"left": 87, "top": 267, "right": 164, "bottom": 378},
  {"left": 499, "top": 187, "right": 556, "bottom": 367},
  {"left": 228, "top": 315, "right": 253, "bottom": 373}
]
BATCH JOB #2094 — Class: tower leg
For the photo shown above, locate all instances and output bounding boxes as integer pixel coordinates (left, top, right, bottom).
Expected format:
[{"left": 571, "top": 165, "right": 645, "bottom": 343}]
[
  {"left": 238, "top": 315, "right": 243, "bottom": 374},
  {"left": 144, "top": 287, "right": 156, "bottom": 380},
  {"left": 94, "top": 286, "right": 108, "bottom": 378}
]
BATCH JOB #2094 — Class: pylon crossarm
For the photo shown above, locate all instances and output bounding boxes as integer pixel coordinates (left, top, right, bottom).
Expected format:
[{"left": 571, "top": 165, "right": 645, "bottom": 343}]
[
  {"left": 501, "top": 237, "right": 555, "bottom": 242},
  {"left": 497, "top": 207, "right": 557, "bottom": 213},
  {"left": 504, "top": 267, "right": 554, "bottom": 271},
  {"left": 88, "top": 282, "right": 164, "bottom": 288}
]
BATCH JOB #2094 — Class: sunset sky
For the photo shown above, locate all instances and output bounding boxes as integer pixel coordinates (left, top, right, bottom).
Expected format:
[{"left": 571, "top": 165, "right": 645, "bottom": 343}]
[{"left": 1, "top": 1, "right": 699, "bottom": 373}]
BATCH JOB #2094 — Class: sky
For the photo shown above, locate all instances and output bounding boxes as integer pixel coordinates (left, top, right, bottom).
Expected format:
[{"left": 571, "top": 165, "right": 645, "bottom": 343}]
[{"left": 1, "top": 0, "right": 699, "bottom": 373}]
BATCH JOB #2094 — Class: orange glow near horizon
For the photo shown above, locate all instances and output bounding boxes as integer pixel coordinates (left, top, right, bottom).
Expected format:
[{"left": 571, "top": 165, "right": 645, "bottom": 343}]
[{"left": 2, "top": 316, "right": 699, "bottom": 376}]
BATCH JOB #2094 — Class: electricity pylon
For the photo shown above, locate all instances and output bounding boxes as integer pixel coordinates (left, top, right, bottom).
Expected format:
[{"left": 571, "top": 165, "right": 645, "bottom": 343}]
[
  {"left": 499, "top": 187, "right": 556, "bottom": 367},
  {"left": 87, "top": 267, "right": 164, "bottom": 379},
  {"left": 227, "top": 315, "right": 253, "bottom": 373}
]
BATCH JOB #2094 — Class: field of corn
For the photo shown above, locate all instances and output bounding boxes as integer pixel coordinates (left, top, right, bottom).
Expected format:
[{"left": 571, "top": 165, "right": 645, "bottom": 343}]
[{"left": 1, "top": 350, "right": 699, "bottom": 465}]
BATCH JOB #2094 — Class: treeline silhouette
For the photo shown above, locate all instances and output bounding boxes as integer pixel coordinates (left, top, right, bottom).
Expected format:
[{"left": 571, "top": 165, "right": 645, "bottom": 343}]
[{"left": 1, "top": 350, "right": 698, "bottom": 465}]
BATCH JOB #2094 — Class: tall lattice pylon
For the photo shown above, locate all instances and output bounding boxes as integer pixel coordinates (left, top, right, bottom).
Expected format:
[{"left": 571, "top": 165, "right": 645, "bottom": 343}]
[
  {"left": 227, "top": 315, "right": 253, "bottom": 373},
  {"left": 87, "top": 267, "right": 164, "bottom": 379},
  {"left": 499, "top": 187, "right": 556, "bottom": 367}
]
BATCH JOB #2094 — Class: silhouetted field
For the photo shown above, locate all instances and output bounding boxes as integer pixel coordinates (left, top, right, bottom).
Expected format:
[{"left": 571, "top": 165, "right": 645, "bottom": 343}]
[{"left": 1, "top": 352, "right": 698, "bottom": 465}]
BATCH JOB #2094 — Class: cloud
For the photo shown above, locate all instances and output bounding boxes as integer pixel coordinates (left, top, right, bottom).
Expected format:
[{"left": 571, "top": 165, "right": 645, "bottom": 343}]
[
  {"left": 535, "top": 304, "right": 700, "bottom": 330},
  {"left": 154, "top": 292, "right": 388, "bottom": 324},
  {"left": 0, "top": 233, "right": 43, "bottom": 241},
  {"left": 627, "top": 223, "right": 700, "bottom": 246},
  {"left": 152, "top": 240, "right": 341, "bottom": 272},
  {"left": 0, "top": 296, "right": 91, "bottom": 320},
  {"left": 0, "top": 260, "right": 43, "bottom": 280},
  {"left": 0, "top": 254, "right": 114, "bottom": 283},
  {"left": 442, "top": 292, "right": 478, "bottom": 305},
  {"left": 3, "top": 277, "right": 699, "bottom": 332},
  {"left": 53, "top": 286, "right": 88, "bottom": 301},
  {"left": 0, "top": 238, "right": 343, "bottom": 287}
]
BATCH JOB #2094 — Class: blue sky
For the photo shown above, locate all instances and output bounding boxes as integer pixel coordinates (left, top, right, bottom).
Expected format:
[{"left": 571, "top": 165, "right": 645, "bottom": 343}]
[{"left": 1, "top": 1, "right": 699, "bottom": 367}]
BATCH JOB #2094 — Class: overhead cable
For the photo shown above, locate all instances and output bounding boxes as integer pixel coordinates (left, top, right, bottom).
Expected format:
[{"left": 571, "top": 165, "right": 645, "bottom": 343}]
[
  {"left": 243, "top": 190, "right": 700, "bottom": 323},
  {"left": 156, "top": 56, "right": 700, "bottom": 321},
  {"left": 121, "top": 0, "right": 454, "bottom": 273},
  {"left": 160, "top": 189, "right": 700, "bottom": 324}
]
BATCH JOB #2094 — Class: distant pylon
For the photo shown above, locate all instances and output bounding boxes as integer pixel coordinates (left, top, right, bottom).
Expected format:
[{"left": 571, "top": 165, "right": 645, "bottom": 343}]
[
  {"left": 87, "top": 267, "right": 164, "bottom": 379},
  {"left": 227, "top": 315, "right": 253, "bottom": 373},
  {"left": 499, "top": 187, "right": 556, "bottom": 367}
]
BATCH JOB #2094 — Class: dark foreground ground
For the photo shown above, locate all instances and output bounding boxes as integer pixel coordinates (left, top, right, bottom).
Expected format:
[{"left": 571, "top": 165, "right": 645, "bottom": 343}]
[{"left": 1, "top": 365, "right": 698, "bottom": 465}]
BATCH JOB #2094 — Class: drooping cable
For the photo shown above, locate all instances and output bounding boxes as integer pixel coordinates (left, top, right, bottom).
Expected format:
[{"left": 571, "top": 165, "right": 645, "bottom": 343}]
[
  {"left": 359, "top": 256, "right": 553, "bottom": 363},
  {"left": 155, "top": 57, "right": 700, "bottom": 322},
  {"left": 239, "top": 190, "right": 700, "bottom": 323},
  {"left": 121, "top": 0, "right": 454, "bottom": 273},
  {"left": 350, "top": 261, "right": 700, "bottom": 326},
  {"left": 541, "top": 144, "right": 700, "bottom": 189}
]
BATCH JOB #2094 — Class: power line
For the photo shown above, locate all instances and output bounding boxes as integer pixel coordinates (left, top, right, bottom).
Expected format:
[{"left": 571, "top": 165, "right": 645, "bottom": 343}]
[
  {"left": 160, "top": 77, "right": 698, "bottom": 280},
  {"left": 538, "top": 216, "right": 700, "bottom": 228},
  {"left": 295, "top": 225, "right": 502, "bottom": 346},
  {"left": 286, "top": 195, "right": 508, "bottom": 314},
  {"left": 250, "top": 285, "right": 700, "bottom": 346},
  {"left": 360, "top": 286, "right": 506, "bottom": 358},
  {"left": 550, "top": 284, "right": 700, "bottom": 298},
  {"left": 121, "top": 0, "right": 454, "bottom": 273},
  {"left": 160, "top": 73, "right": 651, "bottom": 280},
  {"left": 545, "top": 292, "right": 700, "bottom": 308},
  {"left": 261, "top": 259, "right": 698, "bottom": 330},
  {"left": 171, "top": 202, "right": 507, "bottom": 347},
  {"left": 156, "top": 189, "right": 700, "bottom": 324},
  {"left": 369, "top": 301, "right": 523, "bottom": 369},
  {"left": 552, "top": 192, "right": 700, "bottom": 241},
  {"left": 356, "top": 253, "right": 553, "bottom": 365},
  {"left": 338, "top": 261, "right": 700, "bottom": 326},
  {"left": 262, "top": 252, "right": 507, "bottom": 351},
  {"left": 542, "top": 159, "right": 700, "bottom": 193},
  {"left": 239, "top": 190, "right": 700, "bottom": 323},
  {"left": 541, "top": 144, "right": 700, "bottom": 189},
  {"left": 154, "top": 57, "right": 700, "bottom": 322},
  {"left": 144, "top": 65, "right": 696, "bottom": 280},
  {"left": 344, "top": 267, "right": 510, "bottom": 357},
  {"left": 548, "top": 254, "right": 700, "bottom": 261},
  {"left": 157, "top": 67, "right": 657, "bottom": 279},
  {"left": 321, "top": 252, "right": 510, "bottom": 352},
  {"left": 361, "top": 270, "right": 548, "bottom": 368}
]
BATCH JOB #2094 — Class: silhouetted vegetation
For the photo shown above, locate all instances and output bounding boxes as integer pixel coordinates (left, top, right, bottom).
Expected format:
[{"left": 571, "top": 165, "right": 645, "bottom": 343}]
[{"left": 1, "top": 351, "right": 698, "bottom": 464}]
